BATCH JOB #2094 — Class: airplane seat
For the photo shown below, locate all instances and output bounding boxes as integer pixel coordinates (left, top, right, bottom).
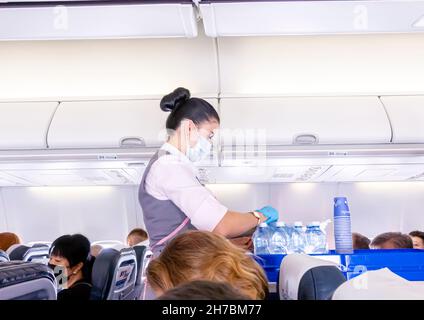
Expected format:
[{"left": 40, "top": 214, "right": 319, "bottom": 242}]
[
  {"left": 132, "top": 245, "right": 146, "bottom": 299},
  {"left": 90, "top": 246, "right": 138, "bottom": 300},
  {"left": 0, "top": 261, "right": 56, "bottom": 300},
  {"left": 8, "top": 244, "right": 50, "bottom": 264},
  {"left": 332, "top": 267, "right": 424, "bottom": 300},
  {"left": 0, "top": 250, "right": 9, "bottom": 263},
  {"left": 279, "top": 253, "right": 346, "bottom": 300}
]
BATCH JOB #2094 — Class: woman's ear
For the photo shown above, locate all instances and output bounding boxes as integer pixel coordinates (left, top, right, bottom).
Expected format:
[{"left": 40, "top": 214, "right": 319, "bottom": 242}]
[{"left": 71, "top": 262, "right": 84, "bottom": 275}]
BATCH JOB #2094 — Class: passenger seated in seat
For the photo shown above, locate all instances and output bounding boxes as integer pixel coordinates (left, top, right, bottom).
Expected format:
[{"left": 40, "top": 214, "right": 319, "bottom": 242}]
[
  {"left": 0, "top": 232, "right": 21, "bottom": 252},
  {"left": 48, "top": 234, "right": 93, "bottom": 301},
  {"left": 127, "top": 228, "right": 149, "bottom": 247},
  {"left": 370, "top": 232, "right": 413, "bottom": 249},
  {"left": 146, "top": 231, "right": 268, "bottom": 300},
  {"left": 409, "top": 231, "right": 424, "bottom": 249},
  {"left": 352, "top": 232, "right": 370, "bottom": 249},
  {"left": 157, "top": 280, "right": 250, "bottom": 300}
]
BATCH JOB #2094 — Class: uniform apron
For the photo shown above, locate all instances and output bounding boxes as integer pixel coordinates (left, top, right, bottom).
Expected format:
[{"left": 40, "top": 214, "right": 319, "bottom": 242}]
[{"left": 138, "top": 150, "right": 197, "bottom": 299}]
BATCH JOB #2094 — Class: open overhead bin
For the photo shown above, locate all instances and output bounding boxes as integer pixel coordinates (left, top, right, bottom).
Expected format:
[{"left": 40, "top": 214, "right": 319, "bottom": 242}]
[
  {"left": 200, "top": 0, "right": 424, "bottom": 37},
  {"left": 380, "top": 95, "right": 424, "bottom": 143},
  {"left": 0, "top": 101, "right": 58, "bottom": 150},
  {"left": 0, "top": 0, "right": 198, "bottom": 40}
]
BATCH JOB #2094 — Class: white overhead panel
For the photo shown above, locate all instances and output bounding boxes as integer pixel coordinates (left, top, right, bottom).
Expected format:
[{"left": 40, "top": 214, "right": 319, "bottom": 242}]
[
  {"left": 197, "top": 165, "right": 330, "bottom": 184},
  {"left": 2, "top": 168, "right": 143, "bottom": 186},
  {"left": 380, "top": 95, "right": 424, "bottom": 143},
  {"left": 317, "top": 164, "right": 424, "bottom": 182},
  {"left": 219, "top": 96, "right": 392, "bottom": 148},
  {"left": 48, "top": 99, "right": 168, "bottom": 149},
  {"left": 200, "top": 0, "right": 424, "bottom": 37},
  {"left": 0, "top": 101, "right": 58, "bottom": 150},
  {"left": 0, "top": 0, "right": 197, "bottom": 40}
]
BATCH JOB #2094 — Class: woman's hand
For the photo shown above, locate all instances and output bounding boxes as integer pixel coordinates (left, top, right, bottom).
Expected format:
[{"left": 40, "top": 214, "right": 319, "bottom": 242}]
[{"left": 256, "top": 206, "right": 279, "bottom": 224}]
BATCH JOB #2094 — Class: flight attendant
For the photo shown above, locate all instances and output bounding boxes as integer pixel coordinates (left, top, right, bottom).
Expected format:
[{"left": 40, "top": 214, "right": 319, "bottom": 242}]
[{"left": 138, "top": 87, "right": 279, "bottom": 255}]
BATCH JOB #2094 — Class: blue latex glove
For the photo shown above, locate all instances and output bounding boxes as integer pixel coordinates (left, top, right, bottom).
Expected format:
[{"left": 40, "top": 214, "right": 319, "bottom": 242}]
[{"left": 256, "top": 206, "right": 279, "bottom": 224}]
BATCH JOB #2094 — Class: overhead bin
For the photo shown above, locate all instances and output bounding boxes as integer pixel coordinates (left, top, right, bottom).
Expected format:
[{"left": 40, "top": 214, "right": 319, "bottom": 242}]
[
  {"left": 216, "top": 35, "right": 424, "bottom": 96},
  {"left": 47, "top": 98, "right": 219, "bottom": 149},
  {"left": 0, "top": 101, "right": 58, "bottom": 150},
  {"left": 47, "top": 100, "right": 168, "bottom": 149},
  {"left": 380, "top": 95, "right": 424, "bottom": 143},
  {"left": 219, "top": 97, "right": 392, "bottom": 146},
  {"left": 200, "top": 0, "right": 424, "bottom": 36},
  {"left": 0, "top": 33, "right": 219, "bottom": 99},
  {"left": 0, "top": 0, "right": 197, "bottom": 40}
]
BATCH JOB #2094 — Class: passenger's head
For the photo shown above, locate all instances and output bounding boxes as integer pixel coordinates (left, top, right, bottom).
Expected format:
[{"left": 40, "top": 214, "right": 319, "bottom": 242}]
[
  {"left": 160, "top": 87, "right": 220, "bottom": 161},
  {"left": 157, "top": 280, "right": 250, "bottom": 300},
  {"left": 147, "top": 231, "right": 268, "bottom": 300},
  {"left": 352, "top": 232, "right": 370, "bottom": 249},
  {"left": 409, "top": 231, "right": 424, "bottom": 249},
  {"left": 370, "top": 232, "right": 413, "bottom": 249},
  {"left": 90, "top": 244, "right": 103, "bottom": 257},
  {"left": 49, "top": 234, "right": 92, "bottom": 286},
  {"left": 0, "top": 232, "right": 21, "bottom": 252},
  {"left": 127, "top": 228, "right": 148, "bottom": 247}
]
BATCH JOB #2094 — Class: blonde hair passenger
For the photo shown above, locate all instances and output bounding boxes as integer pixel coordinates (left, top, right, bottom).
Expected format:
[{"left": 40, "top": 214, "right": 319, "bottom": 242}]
[{"left": 146, "top": 231, "right": 268, "bottom": 300}]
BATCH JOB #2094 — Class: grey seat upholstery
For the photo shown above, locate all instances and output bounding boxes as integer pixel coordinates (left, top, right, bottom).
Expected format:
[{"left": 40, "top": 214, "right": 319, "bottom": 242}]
[
  {"left": 132, "top": 245, "right": 146, "bottom": 300},
  {"left": 8, "top": 244, "right": 50, "bottom": 264},
  {"left": 279, "top": 254, "right": 346, "bottom": 300},
  {"left": 90, "top": 246, "right": 138, "bottom": 300},
  {"left": 0, "top": 250, "right": 9, "bottom": 263},
  {"left": 0, "top": 261, "right": 56, "bottom": 300}
]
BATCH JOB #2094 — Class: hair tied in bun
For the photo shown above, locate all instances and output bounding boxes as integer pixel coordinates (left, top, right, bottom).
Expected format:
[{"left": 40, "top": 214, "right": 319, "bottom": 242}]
[{"left": 160, "top": 87, "right": 191, "bottom": 112}]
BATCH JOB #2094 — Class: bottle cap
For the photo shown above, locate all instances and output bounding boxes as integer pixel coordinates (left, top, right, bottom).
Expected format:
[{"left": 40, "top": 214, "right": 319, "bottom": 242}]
[
  {"left": 259, "top": 223, "right": 268, "bottom": 228},
  {"left": 294, "top": 221, "right": 303, "bottom": 227},
  {"left": 276, "top": 221, "right": 285, "bottom": 227}
]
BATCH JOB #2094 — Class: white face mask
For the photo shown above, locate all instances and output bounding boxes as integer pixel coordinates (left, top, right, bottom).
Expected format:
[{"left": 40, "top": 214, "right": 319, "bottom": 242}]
[{"left": 187, "top": 131, "right": 212, "bottom": 162}]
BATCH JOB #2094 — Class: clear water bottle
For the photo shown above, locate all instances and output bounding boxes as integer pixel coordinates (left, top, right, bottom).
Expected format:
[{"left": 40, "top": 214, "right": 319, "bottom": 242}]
[
  {"left": 305, "top": 222, "right": 328, "bottom": 254},
  {"left": 288, "top": 224, "right": 306, "bottom": 254},
  {"left": 334, "top": 197, "right": 353, "bottom": 254},
  {"left": 270, "top": 221, "right": 289, "bottom": 254},
  {"left": 253, "top": 223, "right": 272, "bottom": 255}
]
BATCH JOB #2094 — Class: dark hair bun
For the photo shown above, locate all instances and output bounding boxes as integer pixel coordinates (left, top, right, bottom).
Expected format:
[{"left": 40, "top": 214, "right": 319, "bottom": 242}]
[{"left": 160, "top": 87, "right": 191, "bottom": 112}]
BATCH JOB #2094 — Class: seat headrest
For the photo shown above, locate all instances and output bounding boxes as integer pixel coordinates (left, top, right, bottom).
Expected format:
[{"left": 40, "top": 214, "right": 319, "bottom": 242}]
[
  {"left": 0, "top": 250, "right": 9, "bottom": 263},
  {"left": 0, "top": 261, "right": 56, "bottom": 300},
  {"left": 279, "top": 254, "right": 346, "bottom": 300},
  {"left": 90, "top": 247, "right": 137, "bottom": 300},
  {"left": 8, "top": 244, "right": 50, "bottom": 264},
  {"left": 332, "top": 268, "right": 424, "bottom": 300}
]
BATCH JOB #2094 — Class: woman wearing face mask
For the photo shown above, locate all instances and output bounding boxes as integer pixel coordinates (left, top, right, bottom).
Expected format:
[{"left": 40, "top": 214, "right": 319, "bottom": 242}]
[
  {"left": 48, "top": 234, "right": 93, "bottom": 301},
  {"left": 139, "top": 87, "right": 279, "bottom": 256}
]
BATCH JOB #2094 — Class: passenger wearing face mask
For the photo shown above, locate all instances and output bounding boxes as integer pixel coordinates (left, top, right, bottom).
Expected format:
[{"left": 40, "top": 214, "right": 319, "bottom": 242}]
[
  {"left": 48, "top": 234, "right": 93, "bottom": 301},
  {"left": 139, "top": 87, "right": 279, "bottom": 257}
]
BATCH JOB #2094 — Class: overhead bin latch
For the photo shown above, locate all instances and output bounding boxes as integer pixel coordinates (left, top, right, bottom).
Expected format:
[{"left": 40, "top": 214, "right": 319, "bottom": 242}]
[
  {"left": 293, "top": 134, "right": 319, "bottom": 145},
  {"left": 119, "top": 137, "right": 146, "bottom": 147}
]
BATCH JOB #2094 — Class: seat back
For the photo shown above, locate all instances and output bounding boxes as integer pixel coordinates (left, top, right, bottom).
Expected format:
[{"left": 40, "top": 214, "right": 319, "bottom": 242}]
[
  {"left": 279, "top": 254, "right": 346, "bottom": 300},
  {"left": 0, "top": 250, "right": 9, "bottom": 263},
  {"left": 8, "top": 244, "right": 50, "bottom": 264},
  {"left": 0, "top": 261, "right": 56, "bottom": 300},
  {"left": 90, "top": 246, "right": 138, "bottom": 300},
  {"left": 332, "top": 267, "right": 424, "bottom": 300},
  {"left": 132, "top": 245, "right": 146, "bottom": 299}
]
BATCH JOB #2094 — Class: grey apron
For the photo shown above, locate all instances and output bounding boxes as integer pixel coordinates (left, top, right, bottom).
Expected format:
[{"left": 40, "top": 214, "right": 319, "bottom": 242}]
[{"left": 138, "top": 150, "right": 197, "bottom": 254}]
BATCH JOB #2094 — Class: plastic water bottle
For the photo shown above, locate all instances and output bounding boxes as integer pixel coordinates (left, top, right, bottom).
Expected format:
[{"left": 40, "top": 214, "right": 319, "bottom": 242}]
[
  {"left": 305, "top": 222, "right": 328, "bottom": 254},
  {"left": 288, "top": 224, "right": 306, "bottom": 254},
  {"left": 270, "top": 221, "right": 289, "bottom": 254},
  {"left": 334, "top": 197, "right": 353, "bottom": 254},
  {"left": 253, "top": 223, "right": 271, "bottom": 255}
]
